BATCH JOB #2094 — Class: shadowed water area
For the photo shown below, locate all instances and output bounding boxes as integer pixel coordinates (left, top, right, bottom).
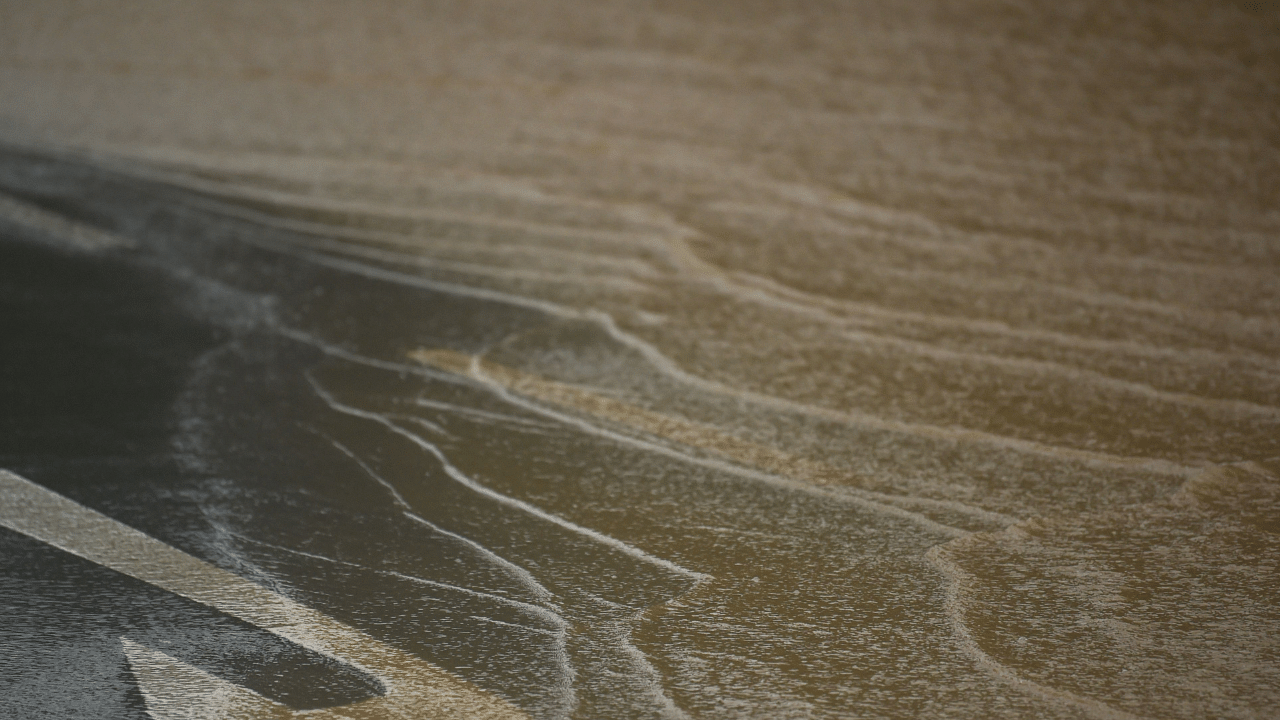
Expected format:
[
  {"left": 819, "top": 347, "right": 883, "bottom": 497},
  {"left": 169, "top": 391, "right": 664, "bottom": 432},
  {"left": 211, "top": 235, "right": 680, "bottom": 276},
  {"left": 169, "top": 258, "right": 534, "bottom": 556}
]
[{"left": 0, "top": 1, "right": 1277, "bottom": 718}]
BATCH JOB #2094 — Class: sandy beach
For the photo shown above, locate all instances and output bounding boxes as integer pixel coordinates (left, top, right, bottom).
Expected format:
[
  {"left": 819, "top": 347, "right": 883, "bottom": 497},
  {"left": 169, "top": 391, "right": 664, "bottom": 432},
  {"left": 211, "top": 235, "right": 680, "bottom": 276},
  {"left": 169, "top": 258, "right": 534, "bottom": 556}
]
[{"left": 1, "top": 1, "right": 1277, "bottom": 717}]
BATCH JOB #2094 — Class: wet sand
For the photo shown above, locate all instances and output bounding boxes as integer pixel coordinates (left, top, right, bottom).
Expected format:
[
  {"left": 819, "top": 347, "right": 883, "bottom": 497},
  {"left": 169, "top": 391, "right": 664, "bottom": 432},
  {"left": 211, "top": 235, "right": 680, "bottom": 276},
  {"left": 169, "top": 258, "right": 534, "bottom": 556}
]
[{"left": 0, "top": 1, "right": 1277, "bottom": 718}]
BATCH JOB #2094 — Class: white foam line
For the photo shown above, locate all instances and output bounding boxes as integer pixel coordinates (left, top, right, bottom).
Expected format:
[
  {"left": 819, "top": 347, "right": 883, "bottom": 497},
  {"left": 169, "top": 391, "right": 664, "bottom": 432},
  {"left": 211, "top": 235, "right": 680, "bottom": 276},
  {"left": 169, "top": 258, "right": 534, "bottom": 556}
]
[
  {"left": 316, "top": 430, "right": 414, "bottom": 511},
  {"left": 464, "top": 356, "right": 969, "bottom": 540},
  {"left": 230, "top": 530, "right": 565, "bottom": 632},
  {"left": 305, "top": 373, "right": 708, "bottom": 583},
  {"left": 730, "top": 270, "right": 1280, "bottom": 376},
  {"left": 850, "top": 488, "right": 1017, "bottom": 529},
  {"left": 276, "top": 327, "right": 476, "bottom": 386},
  {"left": 410, "top": 397, "right": 557, "bottom": 431},
  {"left": 294, "top": 336, "right": 989, "bottom": 531},
  {"left": 583, "top": 310, "right": 1200, "bottom": 478},
  {"left": 313, "top": 429, "right": 556, "bottom": 603},
  {"left": 277, "top": 242, "right": 1195, "bottom": 478},
  {"left": 393, "top": 413, "right": 458, "bottom": 441},
  {"left": 0, "top": 190, "right": 137, "bottom": 251},
  {"left": 401, "top": 513, "right": 558, "bottom": 607},
  {"left": 287, "top": 236, "right": 653, "bottom": 293},
  {"left": 286, "top": 245, "right": 582, "bottom": 319},
  {"left": 296, "top": 332, "right": 1002, "bottom": 529},
  {"left": 392, "top": 418, "right": 709, "bottom": 584},
  {"left": 836, "top": 326, "right": 1280, "bottom": 419},
  {"left": 148, "top": 171, "right": 673, "bottom": 252},
  {"left": 467, "top": 615, "right": 563, "bottom": 638},
  {"left": 642, "top": 131, "right": 1278, "bottom": 282},
  {"left": 673, "top": 216, "right": 1280, "bottom": 411},
  {"left": 563, "top": 583, "right": 692, "bottom": 719},
  {"left": 323, "top": 402, "right": 671, "bottom": 716},
  {"left": 710, "top": 266, "right": 1280, "bottom": 418},
  {"left": 628, "top": 197, "right": 1280, "bottom": 379},
  {"left": 231, "top": 210, "right": 664, "bottom": 279},
  {"left": 156, "top": 142, "right": 1278, "bottom": 308},
  {"left": 284, "top": 302, "right": 1156, "bottom": 532},
  {"left": 688, "top": 525, "right": 788, "bottom": 540},
  {"left": 925, "top": 544, "right": 1154, "bottom": 720},
  {"left": 594, "top": 615, "right": 691, "bottom": 720},
  {"left": 640, "top": 178, "right": 1278, "bottom": 345}
]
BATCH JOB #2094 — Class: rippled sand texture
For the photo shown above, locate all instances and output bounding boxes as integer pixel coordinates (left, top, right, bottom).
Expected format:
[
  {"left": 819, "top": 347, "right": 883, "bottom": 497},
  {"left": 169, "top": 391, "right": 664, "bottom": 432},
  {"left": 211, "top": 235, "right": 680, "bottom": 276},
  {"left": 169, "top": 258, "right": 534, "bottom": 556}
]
[{"left": 2, "top": 1, "right": 1278, "bottom": 718}]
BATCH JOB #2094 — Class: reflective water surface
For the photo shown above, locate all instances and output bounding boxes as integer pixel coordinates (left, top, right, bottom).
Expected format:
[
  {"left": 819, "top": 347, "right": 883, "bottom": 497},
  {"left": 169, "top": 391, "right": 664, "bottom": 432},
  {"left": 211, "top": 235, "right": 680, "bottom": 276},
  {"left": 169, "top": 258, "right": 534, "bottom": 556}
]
[{"left": 0, "top": 1, "right": 1277, "bottom": 718}]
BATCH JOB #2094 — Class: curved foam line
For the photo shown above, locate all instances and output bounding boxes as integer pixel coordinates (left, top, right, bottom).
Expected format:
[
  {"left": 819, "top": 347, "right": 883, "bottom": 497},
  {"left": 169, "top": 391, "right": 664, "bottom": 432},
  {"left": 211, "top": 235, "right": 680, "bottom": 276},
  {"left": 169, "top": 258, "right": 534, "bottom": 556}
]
[
  {"left": 289, "top": 248, "right": 582, "bottom": 319},
  {"left": 258, "top": 233, "right": 1205, "bottom": 496},
  {"left": 580, "top": 608, "right": 691, "bottom": 720},
  {"left": 833, "top": 327, "right": 1280, "bottom": 419},
  {"left": 114, "top": 147, "right": 1280, "bottom": 360},
  {"left": 199, "top": 200, "right": 666, "bottom": 276},
  {"left": 301, "top": 337, "right": 1012, "bottom": 532},
  {"left": 313, "top": 246, "right": 1204, "bottom": 478},
  {"left": 394, "top": 413, "right": 458, "bottom": 441},
  {"left": 267, "top": 242, "right": 1205, "bottom": 477},
  {"left": 130, "top": 167, "right": 675, "bottom": 251},
  {"left": 281, "top": 203, "right": 1280, "bottom": 411},
  {"left": 305, "top": 373, "right": 708, "bottom": 583},
  {"left": 228, "top": 530, "right": 565, "bottom": 631},
  {"left": 229, "top": 527, "right": 577, "bottom": 712},
  {"left": 924, "top": 543, "right": 1153, "bottom": 720},
  {"left": 584, "top": 310, "right": 1200, "bottom": 478},
  {"left": 288, "top": 236, "right": 655, "bottom": 293},
  {"left": 308, "top": 338, "right": 986, "bottom": 536},
  {"left": 411, "top": 397, "right": 558, "bottom": 431},
  {"left": 0, "top": 190, "right": 137, "bottom": 252},
  {"left": 461, "top": 354, "right": 969, "bottom": 540},
  {"left": 309, "top": 427, "right": 557, "bottom": 604},
  {"left": 402, "top": 513, "right": 559, "bottom": 607},
  {"left": 685, "top": 168, "right": 1280, "bottom": 321},
  {"left": 729, "top": 270, "right": 1280, "bottom": 375}
]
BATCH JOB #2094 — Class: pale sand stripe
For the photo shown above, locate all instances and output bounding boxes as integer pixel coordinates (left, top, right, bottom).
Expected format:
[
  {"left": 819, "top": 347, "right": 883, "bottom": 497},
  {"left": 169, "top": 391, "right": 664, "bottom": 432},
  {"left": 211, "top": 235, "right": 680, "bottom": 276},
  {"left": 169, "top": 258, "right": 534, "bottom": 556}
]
[{"left": 0, "top": 469, "right": 527, "bottom": 720}]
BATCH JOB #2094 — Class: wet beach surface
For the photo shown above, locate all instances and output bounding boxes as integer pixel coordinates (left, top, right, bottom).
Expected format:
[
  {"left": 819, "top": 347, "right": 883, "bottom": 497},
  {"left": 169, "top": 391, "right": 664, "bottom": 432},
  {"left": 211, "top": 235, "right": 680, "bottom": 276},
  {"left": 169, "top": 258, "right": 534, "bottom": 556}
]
[{"left": 1, "top": 2, "right": 1278, "bottom": 718}]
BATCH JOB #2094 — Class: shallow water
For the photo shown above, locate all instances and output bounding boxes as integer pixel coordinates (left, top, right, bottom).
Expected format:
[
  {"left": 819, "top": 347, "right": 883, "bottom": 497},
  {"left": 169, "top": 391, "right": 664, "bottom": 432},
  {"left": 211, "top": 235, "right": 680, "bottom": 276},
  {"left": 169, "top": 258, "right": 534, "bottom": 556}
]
[{"left": 0, "top": 2, "right": 1277, "bottom": 718}]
